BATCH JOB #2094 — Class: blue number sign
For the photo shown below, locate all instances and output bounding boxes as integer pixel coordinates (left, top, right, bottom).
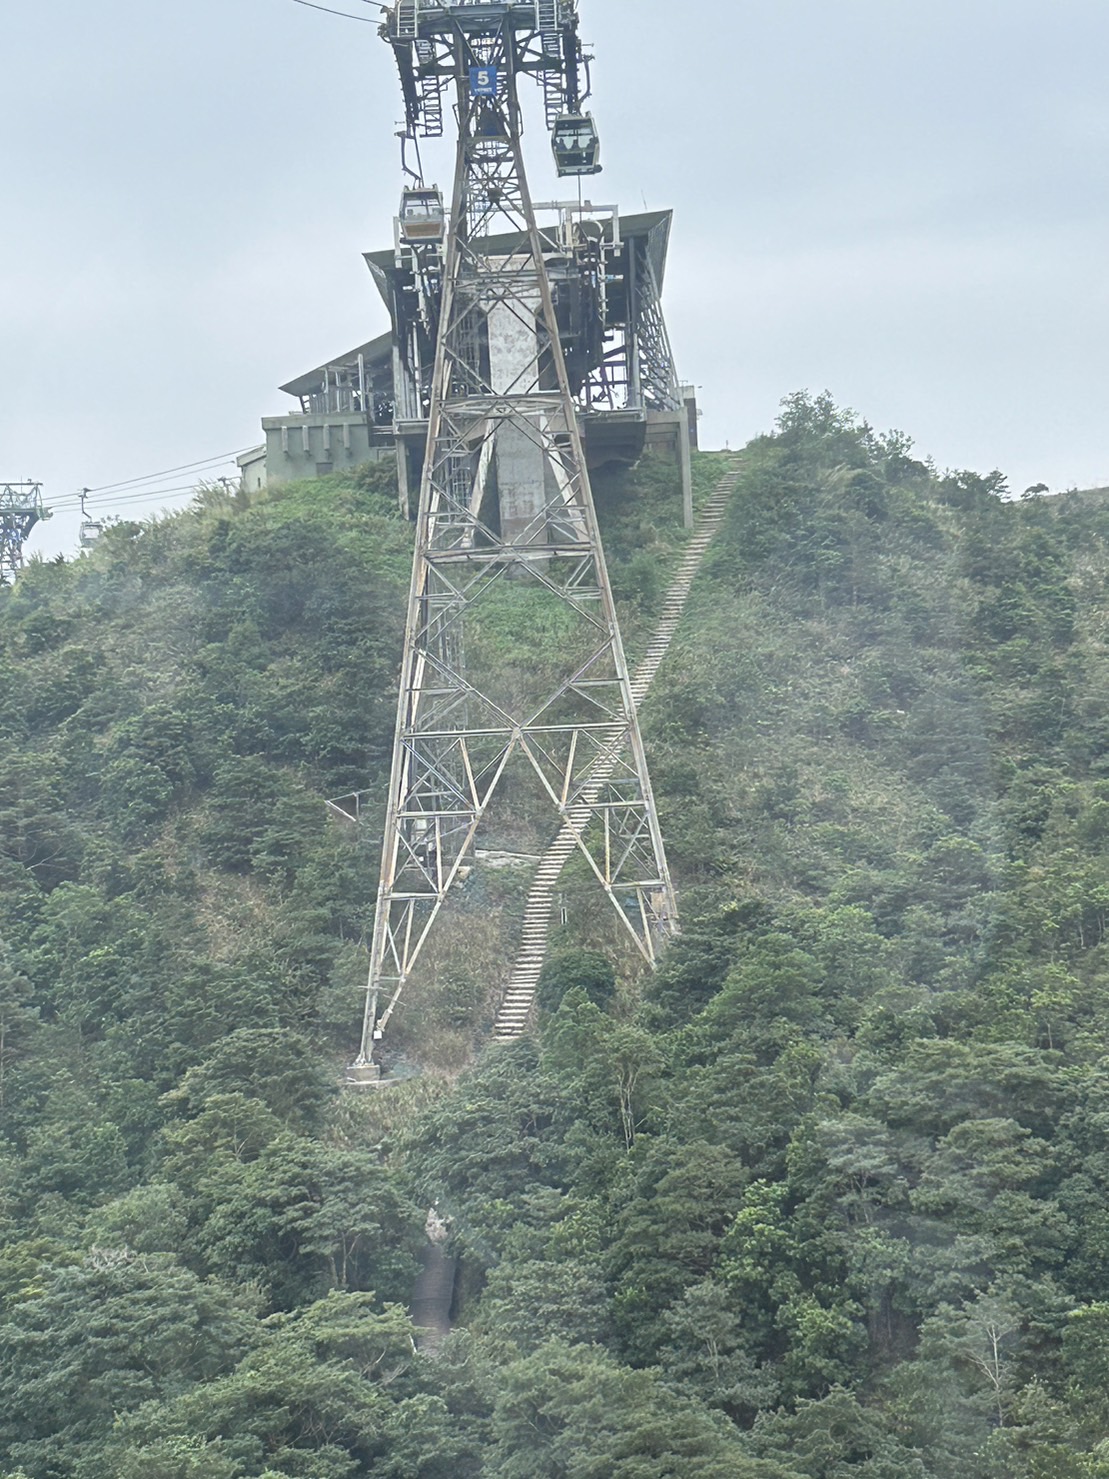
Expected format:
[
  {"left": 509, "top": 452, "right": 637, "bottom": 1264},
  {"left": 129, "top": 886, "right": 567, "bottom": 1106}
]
[{"left": 469, "top": 65, "right": 498, "bottom": 97}]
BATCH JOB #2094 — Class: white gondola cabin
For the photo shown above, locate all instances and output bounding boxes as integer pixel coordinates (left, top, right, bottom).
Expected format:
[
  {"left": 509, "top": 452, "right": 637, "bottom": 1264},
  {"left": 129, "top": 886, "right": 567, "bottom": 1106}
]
[
  {"left": 397, "top": 187, "right": 447, "bottom": 245},
  {"left": 77, "top": 489, "right": 102, "bottom": 549},
  {"left": 551, "top": 113, "right": 602, "bottom": 176}
]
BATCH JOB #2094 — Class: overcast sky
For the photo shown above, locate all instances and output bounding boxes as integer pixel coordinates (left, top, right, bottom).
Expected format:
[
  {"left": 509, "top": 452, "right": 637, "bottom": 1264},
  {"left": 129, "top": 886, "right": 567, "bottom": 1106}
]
[{"left": 4, "top": 0, "right": 1107, "bottom": 560}]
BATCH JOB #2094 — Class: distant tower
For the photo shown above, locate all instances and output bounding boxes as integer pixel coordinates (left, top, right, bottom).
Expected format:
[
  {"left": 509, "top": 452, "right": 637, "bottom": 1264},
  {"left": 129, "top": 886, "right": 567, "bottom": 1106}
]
[
  {"left": 0, "top": 483, "right": 49, "bottom": 584},
  {"left": 357, "top": 0, "right": 678, "bottom": 1062}
]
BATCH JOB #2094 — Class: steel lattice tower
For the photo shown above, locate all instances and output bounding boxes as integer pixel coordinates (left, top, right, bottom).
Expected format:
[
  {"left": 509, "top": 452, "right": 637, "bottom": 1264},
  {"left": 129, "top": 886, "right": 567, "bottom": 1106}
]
[
  {"left": 0, "top": 483, "right": 48, "bottom": 585},
  {"left": 358, "top": 0, "right": 677, "bottom": 1062}
]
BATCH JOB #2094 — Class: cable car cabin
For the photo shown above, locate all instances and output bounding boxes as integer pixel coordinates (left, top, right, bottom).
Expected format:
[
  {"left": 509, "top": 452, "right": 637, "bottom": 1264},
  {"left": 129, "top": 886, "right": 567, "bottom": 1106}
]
[
  {"left": 79, "top": 520, "right": 102, "bottom": 549},
  {"left": 397, "top": 187, "right": 446, "bottom": 245},
  {"left": 551, "top": 114, "right": 602, "bottom": 177}
]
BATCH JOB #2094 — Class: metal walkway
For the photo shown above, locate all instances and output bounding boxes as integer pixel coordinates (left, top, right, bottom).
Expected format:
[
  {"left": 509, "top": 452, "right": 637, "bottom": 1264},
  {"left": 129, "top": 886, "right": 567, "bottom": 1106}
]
[{"left": 492, "top": 461, "right": 742, "bottom": 1039}]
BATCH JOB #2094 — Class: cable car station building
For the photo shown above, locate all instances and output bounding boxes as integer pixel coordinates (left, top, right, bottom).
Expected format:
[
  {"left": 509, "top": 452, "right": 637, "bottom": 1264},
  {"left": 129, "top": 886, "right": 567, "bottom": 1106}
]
[{"left": 251, "top": 205, "right": 697, "bottom": 520}]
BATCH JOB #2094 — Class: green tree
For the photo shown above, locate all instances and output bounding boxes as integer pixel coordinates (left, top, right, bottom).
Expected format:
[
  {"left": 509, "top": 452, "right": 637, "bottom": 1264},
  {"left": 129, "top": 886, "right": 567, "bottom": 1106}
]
[
  {"left": 0, "top": 947, "right": 37, "bottom": 1113},
  {"left": 194, "top": 1135, "right": 422, "bottom": 1309},
  {"left": 105, "top": 1294, "right": 424, "bottom": 1479},
  {"left": 536, "top": 949, "right": 617, "bottom": 1015},
  {"left": 166, "top": 1029, "right": 334, "bottom": 1133},
  {"left": 607, "top": 1139, "right": 748, "bottom": 1364},
  {"left": 748, "top": 1386, "right": 928, "bottom": 1477},
  {"left": 486, "top": 1340, "right": 797, "bottom": 1478},
  {"left": 0, "top": 1253, "right": 255, "bottom": 1477}
]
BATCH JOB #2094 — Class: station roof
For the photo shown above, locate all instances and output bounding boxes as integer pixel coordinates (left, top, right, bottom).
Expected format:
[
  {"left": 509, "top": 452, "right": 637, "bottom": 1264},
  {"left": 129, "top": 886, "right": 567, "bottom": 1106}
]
[
  {"left": 279, "top": 330, "right": 393, "bottom": 399},
  {"left": 362, "top": 208, "right": 673, "bottom": 301},
  {"left": 279, "top": 209, "right": 673, "bottom": 399}
]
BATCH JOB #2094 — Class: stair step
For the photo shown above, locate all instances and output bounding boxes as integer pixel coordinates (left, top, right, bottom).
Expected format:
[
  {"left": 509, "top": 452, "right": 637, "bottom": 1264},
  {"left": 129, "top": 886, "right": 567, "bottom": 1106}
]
[{"left": 491, "top": 461, "right": 740, "bottom": 1035}]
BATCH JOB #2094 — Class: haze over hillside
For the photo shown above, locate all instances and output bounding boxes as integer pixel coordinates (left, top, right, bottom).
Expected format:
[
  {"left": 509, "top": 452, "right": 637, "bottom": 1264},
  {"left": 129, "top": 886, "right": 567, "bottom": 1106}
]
[{"left": 2, "top": 397, "right": 1109, "bottom": 1475}]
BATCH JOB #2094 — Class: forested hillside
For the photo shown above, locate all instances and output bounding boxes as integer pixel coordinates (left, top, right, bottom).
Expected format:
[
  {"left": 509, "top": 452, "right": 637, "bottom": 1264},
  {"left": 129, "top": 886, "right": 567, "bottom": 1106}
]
[{"left": 3, "top": 395, "right": 1109, "bottom": 1476}]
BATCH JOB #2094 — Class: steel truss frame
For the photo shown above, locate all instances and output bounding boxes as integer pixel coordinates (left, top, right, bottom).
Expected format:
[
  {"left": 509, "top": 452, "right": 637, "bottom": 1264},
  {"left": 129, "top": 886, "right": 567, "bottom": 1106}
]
[
  {"left": 389, "top": 0, "right": 587, "bottom": 143},
  {"left": 0, "top": 483, "right": 47, "bottom": 584},
  {"left": 358, "top": 7, "right": 676, "bottom": 1060},
  {"left": 632, "top": 249, "right": 682, "bottom": 412},
  {"left": 387, "top": 201, "right": 683, "bottom": 431},
  {"left": 573, "top": 236, "right": 682, "bottom": 415}
]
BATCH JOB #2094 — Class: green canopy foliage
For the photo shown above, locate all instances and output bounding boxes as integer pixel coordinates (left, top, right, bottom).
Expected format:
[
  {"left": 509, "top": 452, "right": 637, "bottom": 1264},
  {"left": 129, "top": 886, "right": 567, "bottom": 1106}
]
[{"left": 4, "top": 411, "right": 1109, "bottom": 1474}]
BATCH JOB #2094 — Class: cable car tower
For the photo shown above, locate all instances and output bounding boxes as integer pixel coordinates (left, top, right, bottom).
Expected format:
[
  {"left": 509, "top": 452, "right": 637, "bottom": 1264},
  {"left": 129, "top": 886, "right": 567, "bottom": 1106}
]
[
  {"left": 0, "top": 482, "right": 49, "bottom": 584},
  {"left": 357, "top": 0, "right": 678, "bottom": 1064}
]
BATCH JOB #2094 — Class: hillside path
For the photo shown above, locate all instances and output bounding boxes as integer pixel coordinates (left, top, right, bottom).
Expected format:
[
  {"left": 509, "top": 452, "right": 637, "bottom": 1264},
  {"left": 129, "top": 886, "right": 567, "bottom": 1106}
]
[{"left": 492, "top": 459, "right": 742, "bottom": 1040}]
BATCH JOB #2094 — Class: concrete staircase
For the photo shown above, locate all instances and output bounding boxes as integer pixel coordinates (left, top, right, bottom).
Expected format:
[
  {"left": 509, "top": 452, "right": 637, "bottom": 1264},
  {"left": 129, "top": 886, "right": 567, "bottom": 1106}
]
[{"left": 492, "top": 462, "right": 741, "bottom": 1040}]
